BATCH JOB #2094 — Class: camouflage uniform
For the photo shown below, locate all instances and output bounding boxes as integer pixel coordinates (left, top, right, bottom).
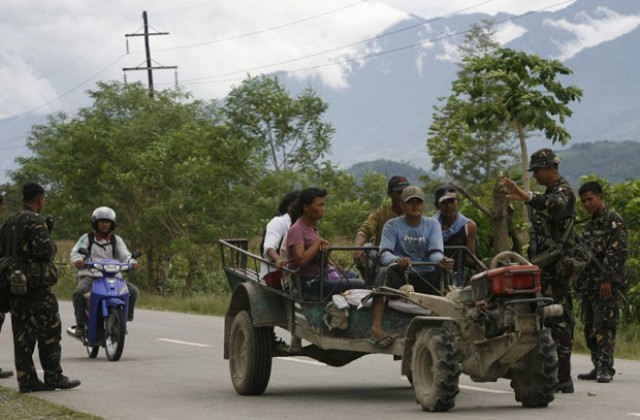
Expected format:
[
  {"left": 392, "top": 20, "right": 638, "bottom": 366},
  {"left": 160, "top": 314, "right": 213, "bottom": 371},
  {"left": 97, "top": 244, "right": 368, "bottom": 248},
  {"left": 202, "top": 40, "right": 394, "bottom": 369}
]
[
  {"left": 0, "top": 207, "right": 64, "bottom": 389},
  {"left": 577, "top": 207, "right": 627, "bottom": 378},
  {"left": 527, "top": 149, "right": 578, "bottom": 387}
]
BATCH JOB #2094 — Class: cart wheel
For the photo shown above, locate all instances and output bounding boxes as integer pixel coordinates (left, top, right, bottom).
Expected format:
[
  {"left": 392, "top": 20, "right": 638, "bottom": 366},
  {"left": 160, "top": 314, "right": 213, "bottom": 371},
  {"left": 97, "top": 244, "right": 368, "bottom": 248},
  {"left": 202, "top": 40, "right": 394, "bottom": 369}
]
[{"left": 228, "top": 310, "right": 273, "bottom": 395}]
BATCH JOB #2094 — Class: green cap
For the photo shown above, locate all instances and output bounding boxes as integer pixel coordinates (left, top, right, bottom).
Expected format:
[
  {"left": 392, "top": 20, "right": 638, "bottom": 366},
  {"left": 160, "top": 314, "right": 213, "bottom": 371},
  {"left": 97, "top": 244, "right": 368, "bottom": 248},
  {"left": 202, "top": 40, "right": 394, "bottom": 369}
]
[{"left": 528, "top": 148, "right": 560, "bottom": 171}]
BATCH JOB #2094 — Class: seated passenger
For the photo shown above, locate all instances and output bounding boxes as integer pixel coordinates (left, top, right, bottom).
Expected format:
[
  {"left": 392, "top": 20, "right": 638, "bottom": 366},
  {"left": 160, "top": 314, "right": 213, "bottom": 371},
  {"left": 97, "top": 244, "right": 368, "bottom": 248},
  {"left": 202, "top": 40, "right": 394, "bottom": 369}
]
[
  {"left": 433, "top": 185, "right": 479, "bottom": 286},
  {"left": 258, "top": 190, "right": 300, "bottom": 289},
  {"left": 369, "top": 186, "right": 453, "bottom": 349},
  {"left": 287, "top": 187, "right": 363, "bottom": 300},
  {"left": 353, "top": 175, "right": 409, "bottom": 287}
]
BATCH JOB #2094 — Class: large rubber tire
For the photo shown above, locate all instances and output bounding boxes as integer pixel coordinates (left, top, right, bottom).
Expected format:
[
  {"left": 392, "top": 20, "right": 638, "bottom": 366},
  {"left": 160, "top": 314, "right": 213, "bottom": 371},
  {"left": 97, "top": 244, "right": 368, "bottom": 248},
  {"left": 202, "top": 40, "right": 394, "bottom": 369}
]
[
  {"left": 228, "top": 310, "right": 273, "bottom": 395},
  {"left": 104, "top": 307, "right": 126, "bottom": 362},
  {"left": 412, "top": 327, "right": 461, "bottom": 412},
  {"left": 510, "top": 330, "right": 558, "bottom": 408}
]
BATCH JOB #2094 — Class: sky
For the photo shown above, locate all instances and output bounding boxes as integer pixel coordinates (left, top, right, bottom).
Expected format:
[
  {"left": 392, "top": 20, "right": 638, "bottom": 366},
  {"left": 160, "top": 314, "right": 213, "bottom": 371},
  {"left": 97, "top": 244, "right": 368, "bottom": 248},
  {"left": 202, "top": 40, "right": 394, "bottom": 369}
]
[{"left": 1, "top": 0, "right": 639, "bottom": 179}]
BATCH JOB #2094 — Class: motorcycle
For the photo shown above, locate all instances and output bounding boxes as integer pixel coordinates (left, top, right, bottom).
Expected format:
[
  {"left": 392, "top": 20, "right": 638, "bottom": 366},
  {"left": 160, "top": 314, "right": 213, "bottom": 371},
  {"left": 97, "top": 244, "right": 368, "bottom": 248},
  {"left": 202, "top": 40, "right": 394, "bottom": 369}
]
[{"left": 66, "top": 248, "right": 141, "bottom": 361}]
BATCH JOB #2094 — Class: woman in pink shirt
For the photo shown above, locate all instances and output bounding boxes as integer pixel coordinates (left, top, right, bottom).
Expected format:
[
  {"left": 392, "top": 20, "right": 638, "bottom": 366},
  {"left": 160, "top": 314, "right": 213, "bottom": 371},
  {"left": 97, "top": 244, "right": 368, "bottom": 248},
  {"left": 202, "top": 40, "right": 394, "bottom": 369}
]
[{"left": 287, "top": 187, "right": 363, "bottom": 300}]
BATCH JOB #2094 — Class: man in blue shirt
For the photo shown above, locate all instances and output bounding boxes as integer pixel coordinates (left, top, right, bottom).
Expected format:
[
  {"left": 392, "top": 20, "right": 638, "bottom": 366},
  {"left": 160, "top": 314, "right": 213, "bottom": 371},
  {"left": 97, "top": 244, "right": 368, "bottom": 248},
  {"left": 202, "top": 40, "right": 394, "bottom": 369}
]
[{"left": 368, "top": 186, "right": 453, "bottom": 349}]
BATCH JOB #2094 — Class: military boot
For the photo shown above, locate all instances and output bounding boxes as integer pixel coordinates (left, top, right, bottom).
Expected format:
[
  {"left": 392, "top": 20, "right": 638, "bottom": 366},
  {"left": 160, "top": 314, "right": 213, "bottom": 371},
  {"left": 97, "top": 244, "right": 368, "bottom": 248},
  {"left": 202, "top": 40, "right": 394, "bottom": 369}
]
[
  {"left": 596, "top": 366, "right": 614, "bottom": 383},
  {"left": 556, "top": 358, "right": 574, "bottom": 393},
  {"left": 555, "top": 379, "right": 574, "bottom": 393},
  {"left": 577, "top": 368, "right": 597, "bottom": 380}
]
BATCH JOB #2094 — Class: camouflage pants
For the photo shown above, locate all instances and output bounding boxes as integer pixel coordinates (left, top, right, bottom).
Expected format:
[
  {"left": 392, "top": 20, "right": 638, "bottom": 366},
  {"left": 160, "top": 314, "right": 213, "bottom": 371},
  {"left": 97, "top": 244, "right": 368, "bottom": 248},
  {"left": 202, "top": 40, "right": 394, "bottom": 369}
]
[
  {"left": 9, "top": 288, "right": 63, "bottom": 387},
  {"left": 581, "top": 294, "right": 618, "bottom": 373},
  {"left": 544, "top": 294, "right": 574, "bottom": 383}
]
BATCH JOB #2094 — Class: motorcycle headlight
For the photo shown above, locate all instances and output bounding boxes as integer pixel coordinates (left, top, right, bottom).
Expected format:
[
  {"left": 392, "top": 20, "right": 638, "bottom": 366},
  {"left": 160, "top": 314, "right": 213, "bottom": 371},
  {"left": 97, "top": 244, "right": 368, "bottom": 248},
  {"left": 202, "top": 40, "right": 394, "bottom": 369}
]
[{"left": 102, "top": 264, "right": 120, "bottom": 274}]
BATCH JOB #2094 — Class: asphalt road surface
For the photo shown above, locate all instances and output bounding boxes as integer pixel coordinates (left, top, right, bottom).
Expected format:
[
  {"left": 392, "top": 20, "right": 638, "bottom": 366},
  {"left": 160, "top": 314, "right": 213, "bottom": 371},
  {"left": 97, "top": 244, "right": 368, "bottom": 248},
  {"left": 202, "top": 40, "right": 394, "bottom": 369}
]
[{"left": 1, "top": 300, "right": 639, "bottom": 420}]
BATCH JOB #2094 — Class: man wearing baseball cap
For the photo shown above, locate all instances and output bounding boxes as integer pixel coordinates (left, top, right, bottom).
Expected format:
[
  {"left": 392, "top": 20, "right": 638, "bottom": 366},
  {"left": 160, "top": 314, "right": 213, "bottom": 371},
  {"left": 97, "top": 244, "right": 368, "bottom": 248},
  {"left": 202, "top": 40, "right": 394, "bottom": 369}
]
[
  {"left": 353, "top": 176, "right": 410, "bottom": 286},
  {"left": 503, "top": 148, "right": 580, "bottom": 393},
  {"left": 367, "top": 185, "right": 454, "bottom": 349},
  {"left": 433, "top": 185, "right": 479, "bottom": 286}
]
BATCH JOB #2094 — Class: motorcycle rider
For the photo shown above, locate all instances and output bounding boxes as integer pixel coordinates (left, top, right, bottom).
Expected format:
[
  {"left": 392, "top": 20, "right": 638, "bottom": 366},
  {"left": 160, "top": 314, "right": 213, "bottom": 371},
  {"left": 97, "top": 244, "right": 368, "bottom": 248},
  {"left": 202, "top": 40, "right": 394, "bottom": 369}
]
[{"left": 70, "top": 207, "right": 140, "bottom": 337}]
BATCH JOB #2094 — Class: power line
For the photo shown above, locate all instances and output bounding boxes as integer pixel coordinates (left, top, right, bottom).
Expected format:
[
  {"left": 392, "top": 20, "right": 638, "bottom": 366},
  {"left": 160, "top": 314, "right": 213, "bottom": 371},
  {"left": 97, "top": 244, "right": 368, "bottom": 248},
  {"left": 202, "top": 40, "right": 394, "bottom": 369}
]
[
  {"left": 155, "top": 0, "right": 370, "bottom": 52},
  {"left": 176, "top": 0, "right": 572, "bottom": 87},
  {"left": 0, "top": 54, "right": 128, "bottom": 125}
]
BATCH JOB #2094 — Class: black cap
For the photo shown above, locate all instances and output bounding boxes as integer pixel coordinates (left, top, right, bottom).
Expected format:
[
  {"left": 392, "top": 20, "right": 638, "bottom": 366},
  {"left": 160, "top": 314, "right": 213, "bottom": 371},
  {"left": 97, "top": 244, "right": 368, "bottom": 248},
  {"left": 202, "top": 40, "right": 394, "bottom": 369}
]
[
  {"left": 388, "top": 176, "right": 410, "bottom": 192},
  {"left": 22, "top": 182, "right": 45, "bottom": 202}
]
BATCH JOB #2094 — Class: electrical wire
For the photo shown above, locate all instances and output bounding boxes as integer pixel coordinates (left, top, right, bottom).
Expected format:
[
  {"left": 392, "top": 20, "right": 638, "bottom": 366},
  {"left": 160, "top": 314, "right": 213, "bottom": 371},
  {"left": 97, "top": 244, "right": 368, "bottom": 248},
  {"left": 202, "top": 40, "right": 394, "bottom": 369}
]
[
  {"left": 155, "top": 0, "right": 370, "bottom": 51},
  {"left": 177, "top": 0, "right": 573, "bottom": 87}
]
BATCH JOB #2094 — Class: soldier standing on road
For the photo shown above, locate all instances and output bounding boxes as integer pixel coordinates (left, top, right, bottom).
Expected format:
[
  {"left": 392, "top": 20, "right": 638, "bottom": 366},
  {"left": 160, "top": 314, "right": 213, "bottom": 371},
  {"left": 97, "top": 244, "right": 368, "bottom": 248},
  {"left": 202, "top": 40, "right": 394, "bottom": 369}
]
[
  {"left": 0, "top": 183, "right": 80, "bottom": 393},
  {"left": 503, "top": 148, "right": 579, "bottom": 393},
  {"left": 0, "top": 193, "right": 15, "bottom": 379},
  {"left": 576, "top": 181, "right": 627, "bottom": 383}
]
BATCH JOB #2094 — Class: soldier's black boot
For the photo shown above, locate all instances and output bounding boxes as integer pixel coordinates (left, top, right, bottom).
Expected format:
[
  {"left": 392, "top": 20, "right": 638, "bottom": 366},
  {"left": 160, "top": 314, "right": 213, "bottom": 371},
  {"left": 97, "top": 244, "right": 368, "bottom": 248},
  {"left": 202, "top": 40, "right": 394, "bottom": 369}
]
[
  {"left": 0, "top": 368, "right": 14, "bottom": 379},
  {"left": 556, "top": 358, "right": 574, "bottom": 393},
  {"left": 577, "top": 368, "right": 597, "bottom": 380},
  {"left": 596, "top": 366, "right": 613, "bottom": 383}
]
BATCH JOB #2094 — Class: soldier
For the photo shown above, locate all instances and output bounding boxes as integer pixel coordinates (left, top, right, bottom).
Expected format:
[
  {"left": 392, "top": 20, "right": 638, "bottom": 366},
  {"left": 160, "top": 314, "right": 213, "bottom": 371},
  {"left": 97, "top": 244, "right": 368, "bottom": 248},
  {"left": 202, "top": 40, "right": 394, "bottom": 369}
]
[
  {"left": 503, "top": 148, "right": 579, "bottom": 393},
  {"left": 576, "top": 181, "right": 627, "bottom": 383},
  {"left": 0, "top": 183, "right": 80, "bottom": 393},
  {"left": 0, "top": 193, "right": 15, "bottom": 379}
]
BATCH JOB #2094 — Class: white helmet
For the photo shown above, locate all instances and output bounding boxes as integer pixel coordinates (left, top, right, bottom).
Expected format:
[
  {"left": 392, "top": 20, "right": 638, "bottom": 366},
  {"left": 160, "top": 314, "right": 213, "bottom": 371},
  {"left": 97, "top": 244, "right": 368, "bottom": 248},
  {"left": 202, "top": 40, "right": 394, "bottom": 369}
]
[{"left": 91, "top": 206, "right": 116, "bottom": 231}]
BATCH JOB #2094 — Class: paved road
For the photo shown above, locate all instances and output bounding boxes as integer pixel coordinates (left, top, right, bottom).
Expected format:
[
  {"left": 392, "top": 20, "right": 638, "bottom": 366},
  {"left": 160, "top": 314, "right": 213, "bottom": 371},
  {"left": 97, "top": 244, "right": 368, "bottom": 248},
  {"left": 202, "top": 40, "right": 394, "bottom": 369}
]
[{"left": 1, "top": 300, "right": 640, "bottom": 420}]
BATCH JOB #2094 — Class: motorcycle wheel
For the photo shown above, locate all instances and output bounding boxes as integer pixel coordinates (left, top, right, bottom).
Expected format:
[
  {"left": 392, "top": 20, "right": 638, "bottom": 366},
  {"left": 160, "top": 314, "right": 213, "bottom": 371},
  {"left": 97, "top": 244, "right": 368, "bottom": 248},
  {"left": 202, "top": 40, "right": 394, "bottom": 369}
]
[
  {"left": 104, "top": 307, "right": 126, "bottom": 361},
  {"left": 86, "top": 342, "right": 99, "bottom": 358}
]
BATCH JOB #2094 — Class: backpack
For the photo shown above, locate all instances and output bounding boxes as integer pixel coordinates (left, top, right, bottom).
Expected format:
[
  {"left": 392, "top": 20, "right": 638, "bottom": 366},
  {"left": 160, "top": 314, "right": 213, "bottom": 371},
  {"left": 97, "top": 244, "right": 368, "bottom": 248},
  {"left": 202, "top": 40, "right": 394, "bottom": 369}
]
[{"left": 87, "top": 232, "right": 119, "bottom": 260}]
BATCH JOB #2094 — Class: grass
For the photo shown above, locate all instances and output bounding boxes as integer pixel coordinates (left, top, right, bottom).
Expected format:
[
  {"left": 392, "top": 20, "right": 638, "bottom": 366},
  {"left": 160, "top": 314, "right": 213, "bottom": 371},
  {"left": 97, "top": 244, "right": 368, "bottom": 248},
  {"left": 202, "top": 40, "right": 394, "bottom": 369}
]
[{"left": 0, "top": 387, "right": 105, "bottom": 420}]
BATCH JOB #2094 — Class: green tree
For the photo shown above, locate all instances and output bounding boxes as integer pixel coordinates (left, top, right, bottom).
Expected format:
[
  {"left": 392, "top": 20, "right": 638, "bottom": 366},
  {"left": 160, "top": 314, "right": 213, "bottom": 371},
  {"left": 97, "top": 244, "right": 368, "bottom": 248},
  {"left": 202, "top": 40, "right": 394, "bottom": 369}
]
[
  {"left": 454, "top": 48, "right": 583, "bottom": 192},
  {"left": 223, "top": 75, "right": 335, "bottom": 173},
  {"left": 428, "top": 19, "right": 516, "bottom": 189},
  {"left": 11, "top": 81, "right": 260, "bottom": 293}
]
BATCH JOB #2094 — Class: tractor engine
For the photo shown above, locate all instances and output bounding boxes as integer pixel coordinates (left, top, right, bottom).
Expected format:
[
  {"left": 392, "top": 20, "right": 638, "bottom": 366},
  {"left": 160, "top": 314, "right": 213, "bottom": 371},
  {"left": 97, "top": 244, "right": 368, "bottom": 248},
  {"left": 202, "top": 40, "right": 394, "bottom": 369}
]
[{"left": 470, "top": 265, "right": 543, "bottom": 338}]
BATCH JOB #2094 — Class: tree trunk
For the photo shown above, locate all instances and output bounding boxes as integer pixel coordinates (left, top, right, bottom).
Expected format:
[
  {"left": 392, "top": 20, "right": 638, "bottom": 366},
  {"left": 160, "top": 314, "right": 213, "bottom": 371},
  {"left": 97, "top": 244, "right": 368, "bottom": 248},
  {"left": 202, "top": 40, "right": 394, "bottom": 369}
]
[
  {"left": 516, "top": 122, "right": 530, "bottom": 222},
  {"left": 182, "top": 256, "right": 197, "bottom": 297},
  {"left": 491, "top": 175, "right": 511, "bottom": 254}
]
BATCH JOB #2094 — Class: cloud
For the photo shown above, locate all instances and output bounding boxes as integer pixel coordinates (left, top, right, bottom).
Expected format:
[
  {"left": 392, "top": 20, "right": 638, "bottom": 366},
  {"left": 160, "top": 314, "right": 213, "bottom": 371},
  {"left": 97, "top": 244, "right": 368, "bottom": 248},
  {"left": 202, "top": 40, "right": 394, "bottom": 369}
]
[
  {"left": 495, "top": 21, "right": 528, "bottom": 44},
  {"left": 544, "top": 6, "right": 640, "bottom": 60}
]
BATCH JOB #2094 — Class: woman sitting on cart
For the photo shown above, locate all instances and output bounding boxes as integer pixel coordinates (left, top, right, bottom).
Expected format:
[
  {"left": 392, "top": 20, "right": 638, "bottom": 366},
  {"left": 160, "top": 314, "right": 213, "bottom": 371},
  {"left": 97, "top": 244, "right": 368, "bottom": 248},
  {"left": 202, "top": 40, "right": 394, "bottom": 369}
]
[{"left": 286, "top": 187, "right": 364, "bottom": 300}]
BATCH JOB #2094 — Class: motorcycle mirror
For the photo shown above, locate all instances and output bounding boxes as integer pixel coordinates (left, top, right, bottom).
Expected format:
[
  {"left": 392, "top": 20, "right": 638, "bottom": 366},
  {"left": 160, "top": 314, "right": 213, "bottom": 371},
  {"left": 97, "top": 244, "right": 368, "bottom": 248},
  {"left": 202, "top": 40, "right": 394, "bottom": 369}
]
[{"left": 78, "top": 247, "right": 89, "bottom": 256}]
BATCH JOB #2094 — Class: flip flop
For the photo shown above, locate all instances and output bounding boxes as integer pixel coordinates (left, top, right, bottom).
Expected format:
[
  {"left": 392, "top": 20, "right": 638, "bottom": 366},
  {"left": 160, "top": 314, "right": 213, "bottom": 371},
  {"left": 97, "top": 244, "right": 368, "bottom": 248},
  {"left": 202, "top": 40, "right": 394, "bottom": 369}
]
[{"left": 367, "top": 334, "right": 398, "bottom": 349}]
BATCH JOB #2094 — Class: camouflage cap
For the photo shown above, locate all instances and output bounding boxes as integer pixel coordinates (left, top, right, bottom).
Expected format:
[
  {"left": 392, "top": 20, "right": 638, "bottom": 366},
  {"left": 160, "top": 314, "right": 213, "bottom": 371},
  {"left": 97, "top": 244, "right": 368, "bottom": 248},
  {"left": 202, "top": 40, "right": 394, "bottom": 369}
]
[{"left": 528, "top": 148, "right": 560, "bottom": 171}]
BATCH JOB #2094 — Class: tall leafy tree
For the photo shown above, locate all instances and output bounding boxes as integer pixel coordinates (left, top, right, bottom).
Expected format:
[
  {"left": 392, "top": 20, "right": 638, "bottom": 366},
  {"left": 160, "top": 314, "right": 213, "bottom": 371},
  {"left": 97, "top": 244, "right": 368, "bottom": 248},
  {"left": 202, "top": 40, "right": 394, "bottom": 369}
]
[
  {"left": 453, "top": 48, "right": 583, "bottom": 192},
  {"left": 11, "top": 81, "right": 260, "bottom": 293},
  {"left": 222, "top": 75, "right": 334, "bottom": 173},
  {"left": 428, "top": 19, "right": 516, "bottom": 189}
]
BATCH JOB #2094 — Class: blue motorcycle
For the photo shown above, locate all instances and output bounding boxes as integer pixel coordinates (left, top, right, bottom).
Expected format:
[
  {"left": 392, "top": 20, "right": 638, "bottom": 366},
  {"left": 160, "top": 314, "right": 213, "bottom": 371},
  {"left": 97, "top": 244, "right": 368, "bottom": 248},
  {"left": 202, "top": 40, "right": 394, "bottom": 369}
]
[{"left": 66, "top": 249, "right": 140, "bottom": 361}]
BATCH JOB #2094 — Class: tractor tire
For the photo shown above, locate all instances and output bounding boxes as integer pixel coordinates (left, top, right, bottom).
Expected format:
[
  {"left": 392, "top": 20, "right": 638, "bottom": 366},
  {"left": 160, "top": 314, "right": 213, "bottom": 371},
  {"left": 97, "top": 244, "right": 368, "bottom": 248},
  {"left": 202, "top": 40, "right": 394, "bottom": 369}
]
[
  {"left": 411, "top": 327, "right": 461, "bottom": 412},
  {"left": 510, "top": 330, "right": 558, "bottom": 408},
  {"left": 229, "top": 310, "right": 273, "bottom": 395}
]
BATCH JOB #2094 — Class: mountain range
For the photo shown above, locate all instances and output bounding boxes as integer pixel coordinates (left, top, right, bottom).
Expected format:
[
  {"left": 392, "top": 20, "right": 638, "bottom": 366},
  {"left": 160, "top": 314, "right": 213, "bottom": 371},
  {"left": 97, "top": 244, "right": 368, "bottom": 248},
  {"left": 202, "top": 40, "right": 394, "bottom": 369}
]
[
  {"left": 345, "top": 140, "right": 640, "bottom": 190},
  {"left": 283, "top": 0, "right": 640, "bottom": 178}
]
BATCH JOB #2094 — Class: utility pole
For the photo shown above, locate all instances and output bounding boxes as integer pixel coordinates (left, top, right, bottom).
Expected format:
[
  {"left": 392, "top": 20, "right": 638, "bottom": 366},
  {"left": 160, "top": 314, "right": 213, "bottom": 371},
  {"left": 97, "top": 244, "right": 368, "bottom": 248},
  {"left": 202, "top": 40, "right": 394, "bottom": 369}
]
[{"left": 123, "top": 11, "right": 177, "bottom": 97}]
